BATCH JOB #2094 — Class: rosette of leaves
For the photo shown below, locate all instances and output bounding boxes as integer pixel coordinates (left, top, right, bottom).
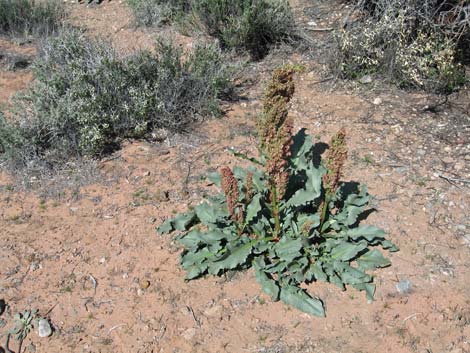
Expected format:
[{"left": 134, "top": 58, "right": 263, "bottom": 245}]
[{"left": 157, "top": 68, "right": 398, "bottom": 316}]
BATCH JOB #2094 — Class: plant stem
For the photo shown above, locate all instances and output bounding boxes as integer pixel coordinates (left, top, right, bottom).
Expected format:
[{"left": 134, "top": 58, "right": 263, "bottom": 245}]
[
  {"left": 319, "top": 191, "right": 330, "bottom": 232},
  {"left": 271, "top": 186, "right": 281, "bottom": 239}
]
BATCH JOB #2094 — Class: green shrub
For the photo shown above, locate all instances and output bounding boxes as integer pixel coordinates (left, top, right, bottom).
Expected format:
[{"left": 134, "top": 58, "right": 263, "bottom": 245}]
[
  {"left": 158, "top": 68, "right": 398, "bottom": 316},
  {"left": 0, "top": 0, "right": 65, "bottom": 37},
  {"left": 0, "top": 28, "right": 232, "bottom": 170},
  {"left": 193, "top": 0, "right": 298, "bottom": 59},
  {"left": 333, "top": 0, "right": 468, "bottom": 92},
  {"left": 127, "top": 0, "right": 299, "bottom": 60},
  {"left": 127, "top": 0, "right": 191, "bottom": 27}
]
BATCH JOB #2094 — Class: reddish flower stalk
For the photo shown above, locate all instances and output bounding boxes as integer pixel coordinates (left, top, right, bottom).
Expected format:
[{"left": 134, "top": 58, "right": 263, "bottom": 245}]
[
  {"left": 320, "top": 128, "right": 348, "bottom": 231},
  {"left": 258, "top": 67, "right": 296, "bottom": 202},
  {"left": 220, "top": 166, "right": 239, "bottom": 220},
  {"left": 322, "top": 128, "right": 348, "bottom": 194}
]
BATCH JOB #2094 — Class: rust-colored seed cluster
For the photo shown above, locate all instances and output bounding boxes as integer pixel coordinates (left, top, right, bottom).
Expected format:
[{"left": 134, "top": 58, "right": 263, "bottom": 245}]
[
  {"left": 323, "top": 128, "right": 347, "bottom": 193},
  {"left": 258, "top": 67, "right": 296, "bottom": 201},
  {"left": 220, "top": 166, "right": 239, "bottom": 220}
]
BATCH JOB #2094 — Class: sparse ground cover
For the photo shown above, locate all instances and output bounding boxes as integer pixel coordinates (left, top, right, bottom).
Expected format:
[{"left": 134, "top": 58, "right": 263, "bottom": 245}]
[{"left": 0, "top": 0, "right": 469, "bottom": 352}]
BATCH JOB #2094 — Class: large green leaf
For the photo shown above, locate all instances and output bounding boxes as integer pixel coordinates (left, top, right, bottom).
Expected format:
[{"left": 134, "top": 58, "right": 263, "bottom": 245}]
[
  {"left": 207, "top": 171, "right": 222, "bottom": 187},
  {"left": 306, "top": 262, "right": 327, "bottom": 282},
  {"left": 280, "top": 285, "right": 325, "bottom": 317},
  {"left": 274, "top": 238, "right": 303, "bottom": 262},
  {"left": 285, "top": 189, "right": 316, "bottom": 208},
  {"left": 352, "top": 282, "right": 376, "bottom": 301},
  {"left": 208, "top": 242, "right": 253, "bottom": 274},
  {"left": 200, "top": 229, "right": 233, "bottom": 243},
  {"left": 246, "top": 193, "right": 262, "bottom": 224},
  {"left": 195, "top": 202, "right": 227, "bottom": 224},
  {"left": 333, "top": 262, "right": 371, "bottom": 285},
  {"left": 329, "top": 241, "right": 368, "bottom": 262},
  {"left": 157, "top": 211, "right": 196, "bottom": 234},
  {"left": 177, "top": 230, "right": 203, "bottom": 248},
  {"left": 347, "top": 225, "right": 386, "bottom": 242},
  {"left": 290, "top": 129, "right": 313, "bottom": 170},
  {"left": 357, "top": 249, "right": 391, "bottom": 270},
  {"left": 255, "top": 270, "right": 280, "bottom": 300}
]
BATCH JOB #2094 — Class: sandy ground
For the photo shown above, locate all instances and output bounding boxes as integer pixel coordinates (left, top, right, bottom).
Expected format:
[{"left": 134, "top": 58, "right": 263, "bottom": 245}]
[{"left": 0, "top": 1, "right": 469, "bottom": 352}]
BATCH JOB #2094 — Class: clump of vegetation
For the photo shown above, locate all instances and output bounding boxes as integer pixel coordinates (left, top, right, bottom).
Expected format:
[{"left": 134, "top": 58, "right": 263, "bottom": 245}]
[
  {"left": 0, "top": 0, "right": 65, "bottom": 37},
  {"left": 127, "top": 0, "right": 299, "bottom": 60},
  {"left": 333, "top": 0, "right": 468, "bottom": 92},
  {"left": 127, "top": 0, "right": 191, "bottom": 27},
  {"left": 158, "top": 67, "right": 398, "bottom": 316},
  {"left": 0, "top": 28, "right": 232, "bottom": 172},
  {"left": 193, "top": 0, "right": 298, "bottom": 59}
]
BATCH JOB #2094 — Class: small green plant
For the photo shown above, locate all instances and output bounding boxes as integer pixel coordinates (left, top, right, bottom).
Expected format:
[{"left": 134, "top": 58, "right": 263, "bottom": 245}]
[
  {"left": 0, "top": 0, "right": 65, "bottom": 37},
  {"left": 10, "top": 309, "right": 38, "bottom": 342},
  {"left": 158, "top": 68, "right": 398, "bottom": 316},
  {"left": 5, "top": 309, "right": 45, "bottom": 352}
]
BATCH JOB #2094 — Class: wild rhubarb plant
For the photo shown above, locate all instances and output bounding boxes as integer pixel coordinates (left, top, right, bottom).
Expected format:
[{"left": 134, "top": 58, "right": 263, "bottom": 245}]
[{"left": 158, "top": 67, "right": 398, "bottom": 316}]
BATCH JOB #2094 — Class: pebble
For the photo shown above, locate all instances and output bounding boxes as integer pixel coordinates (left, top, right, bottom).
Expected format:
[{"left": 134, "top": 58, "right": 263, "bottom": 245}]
[
  {"left": 37, "top": 319, "right": 52, "bottom": 338},
  {"left": 373, "top": 98, "right": 382, "bottom": 105},
  {"left": 140, "top": 280, "right": 151, "bottom": 290},
  {"left": 396, "top": 279, "right": 412, "bottom": 294}
]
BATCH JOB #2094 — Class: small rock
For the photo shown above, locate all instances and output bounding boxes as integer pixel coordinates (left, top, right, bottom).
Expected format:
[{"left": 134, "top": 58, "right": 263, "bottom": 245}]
[
  {"left": 37, "top": 319, "right": 52, "bottom": 338},
  {"left": 307, "top": 20, "right": 317, "bottom": 26},
  {"left": 396, "top": 279, "right": 412, "bottom": 294},
  {"left": 182, "top": 328, "right": 196, "bottom": 340},
  {"left": 30, "top": 262, "right": 41, "bottom": 271},
  {"left": 99, "top": 257, "right": 106, "bottom": 264},
  {"left": 137, "top": 289, "right": 144, "bottom": 296},
  {"left": 373, "top": 98, "right": 382, "bottom": 105},
  {"left": 360, "top": 75, "right": 372, "bottom": 84},
  {"left": 140, "top": 280, "right": 151, "bottom": 290}
]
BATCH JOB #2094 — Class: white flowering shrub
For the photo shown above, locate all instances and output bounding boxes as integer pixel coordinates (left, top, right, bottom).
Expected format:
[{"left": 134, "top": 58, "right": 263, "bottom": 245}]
[{"left": 334, "top": 0, "right": 467, "bottom": 92}]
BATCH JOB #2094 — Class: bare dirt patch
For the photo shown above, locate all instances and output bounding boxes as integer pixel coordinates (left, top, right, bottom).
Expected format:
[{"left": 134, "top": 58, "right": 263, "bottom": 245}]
[{"left": 0, "top": 1, "right": 469, "bottom": 353}]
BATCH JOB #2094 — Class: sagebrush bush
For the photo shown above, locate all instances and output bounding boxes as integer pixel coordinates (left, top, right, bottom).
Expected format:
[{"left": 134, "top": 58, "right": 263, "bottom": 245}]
[
  {"left": 127, "top": 0, "right": 299, "bottom": 60},
  {"left": 193, "top": 0, "right": 298, "bottom": 59},
  {"left": 0, "top": 0, "right": 65, "bottom": 37},
  {"left": 127, "top": 0, "right": 191, "bottom": 27},
  {"left": 0, "top": 28, "right": 232, "bottom": 170},
  {"left": 334, "top": 0, "right": 468, "bottom": 92}
]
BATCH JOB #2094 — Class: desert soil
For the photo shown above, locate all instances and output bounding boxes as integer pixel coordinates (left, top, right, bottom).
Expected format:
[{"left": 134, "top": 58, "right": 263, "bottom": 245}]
[{"left": 0, "top": 1, "right": 469, "bottom": 353}]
